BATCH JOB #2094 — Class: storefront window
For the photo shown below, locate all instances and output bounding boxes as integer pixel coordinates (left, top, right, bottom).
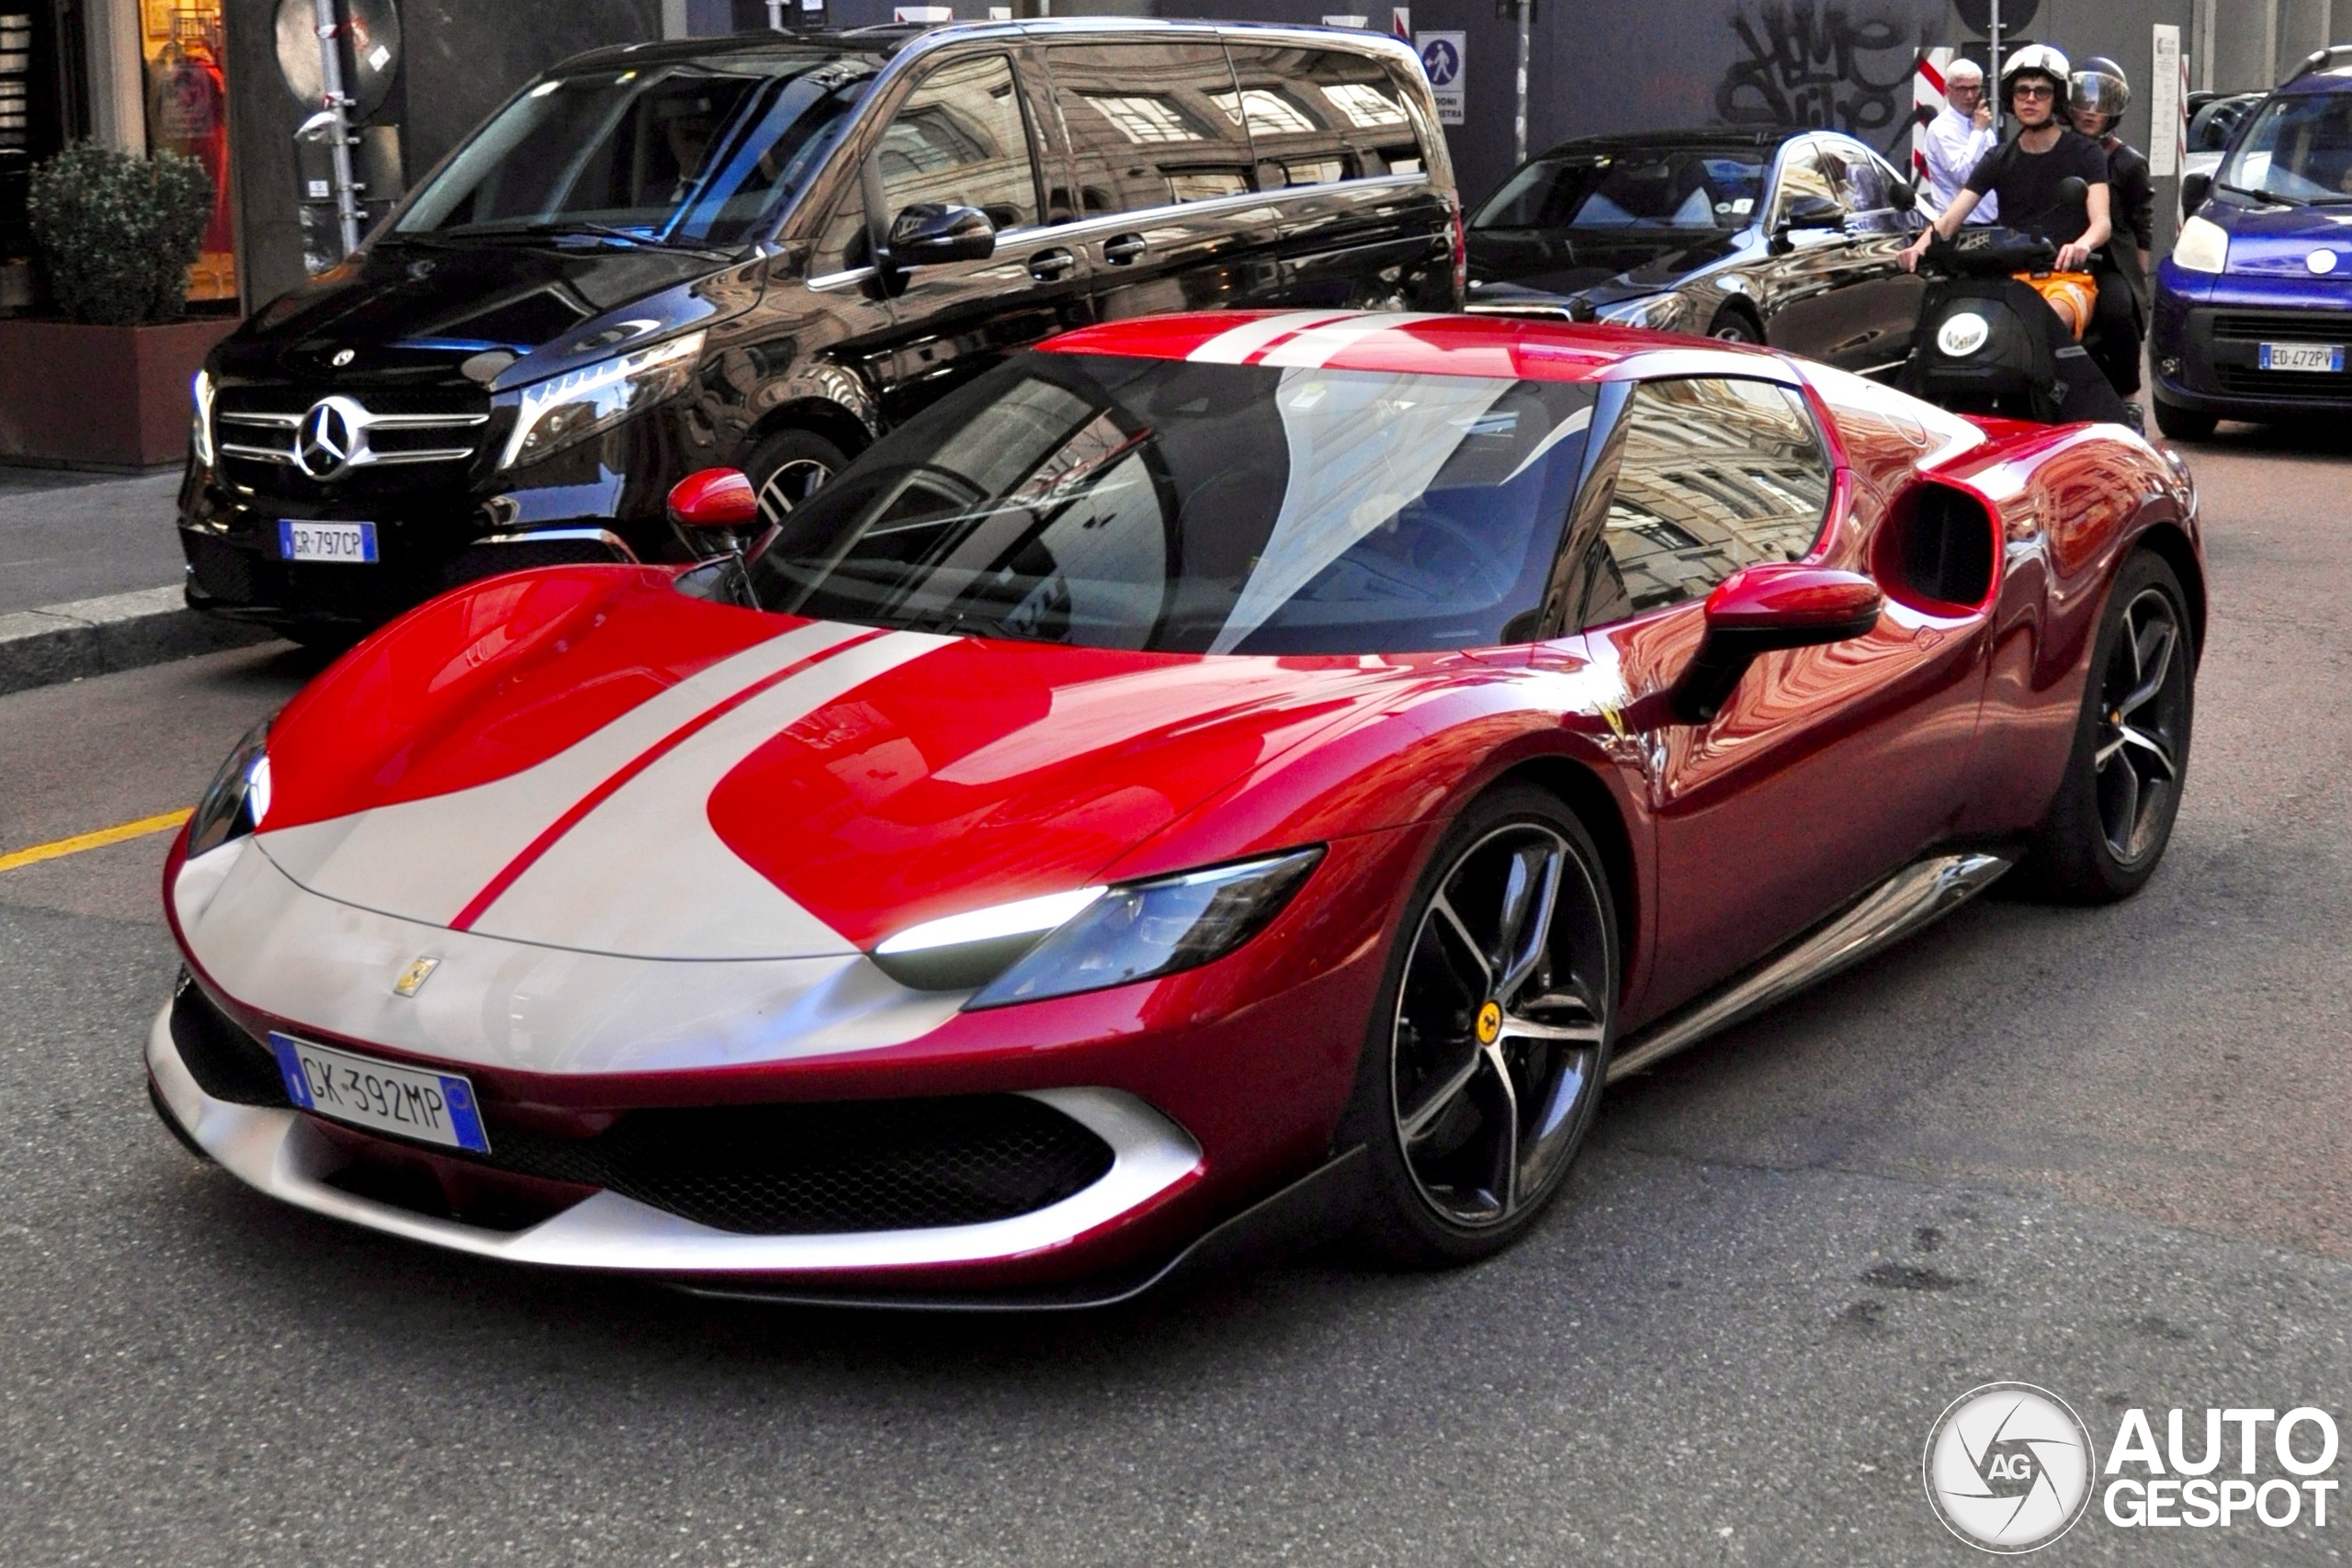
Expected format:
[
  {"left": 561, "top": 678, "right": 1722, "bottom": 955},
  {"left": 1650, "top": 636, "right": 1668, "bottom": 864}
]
[{"left": 141, "top": 0, "right": 234, "bottom": 301}]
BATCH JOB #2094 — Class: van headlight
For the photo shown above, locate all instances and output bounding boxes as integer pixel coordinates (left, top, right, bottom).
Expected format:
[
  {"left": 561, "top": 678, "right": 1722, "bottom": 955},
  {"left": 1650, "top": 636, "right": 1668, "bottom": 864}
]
[
  {"left": 2172, "top": 215, "right": 2230, "bottom": 275},
  {"left": 871, "top": 849, "right": 1324, "bottom": 1005},
  {"left": 187, "top": 720, "right": 272, "bottom": 856},
  {"left": 496, "top": 330, "right": 705, "bottom": 468},
  {"left": 191, "top": 368, "right": 216, "bottom": 467}
]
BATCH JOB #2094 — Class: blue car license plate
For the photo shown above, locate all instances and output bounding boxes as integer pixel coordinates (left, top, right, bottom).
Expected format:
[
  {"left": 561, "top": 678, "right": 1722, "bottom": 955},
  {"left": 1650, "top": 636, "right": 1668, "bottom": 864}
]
[
  {"left": 278, "top": 519, "right": 379, "bottom": 563},
  {"left": 270, "top": 1032, "right": 492, "bottom": 1153},
  {"left": 2257, "top": 342, "right": 2345, "bottom": 373}
]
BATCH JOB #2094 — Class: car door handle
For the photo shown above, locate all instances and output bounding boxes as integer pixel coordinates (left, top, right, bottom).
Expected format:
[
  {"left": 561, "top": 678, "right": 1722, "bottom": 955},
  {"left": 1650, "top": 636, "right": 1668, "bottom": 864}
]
[
  {"left": 1102, "top": 233, "right": 1148, "bottom": 265},
  {"left": 1029, "top": 247, "right": 1077, "bottom": 280}
]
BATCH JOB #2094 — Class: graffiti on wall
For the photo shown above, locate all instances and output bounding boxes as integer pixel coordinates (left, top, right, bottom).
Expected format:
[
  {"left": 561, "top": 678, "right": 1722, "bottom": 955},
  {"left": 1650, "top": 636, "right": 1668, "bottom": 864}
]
[{"left": 1714, "top": 1, "right": 1931, "bottom": 152}]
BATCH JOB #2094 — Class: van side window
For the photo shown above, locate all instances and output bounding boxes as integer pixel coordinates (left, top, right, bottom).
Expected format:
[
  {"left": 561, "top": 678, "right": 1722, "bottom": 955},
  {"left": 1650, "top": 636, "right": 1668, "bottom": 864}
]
[
  {"left": 1577, "top": 377, "right": 1832, "bottom": 625},
  {"left": 1044, "top": 43, "right": 1256, "bottom": 219},
  {"left": 874, "top": 53, "right": 1041, "bottom": 235},
  {"left": 1220, "top": 47, "right": 1421, "bottom": 186}
]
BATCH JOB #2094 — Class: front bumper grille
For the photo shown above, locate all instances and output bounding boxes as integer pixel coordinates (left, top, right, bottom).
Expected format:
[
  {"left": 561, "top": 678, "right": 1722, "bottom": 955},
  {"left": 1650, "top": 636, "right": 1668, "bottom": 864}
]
[
  {"left": 164, "top": 978, "right": 1117, "bottom": 1235},
  {"left": 2176, "top": 307, "right": 2352, "bottom": 403}
]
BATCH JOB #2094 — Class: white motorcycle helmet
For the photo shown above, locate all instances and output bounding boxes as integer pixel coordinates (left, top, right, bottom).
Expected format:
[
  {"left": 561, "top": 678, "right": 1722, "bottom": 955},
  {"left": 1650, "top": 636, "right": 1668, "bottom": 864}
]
[{"left": 2000, "top": 45, "right": 2073, "bottom": 114}]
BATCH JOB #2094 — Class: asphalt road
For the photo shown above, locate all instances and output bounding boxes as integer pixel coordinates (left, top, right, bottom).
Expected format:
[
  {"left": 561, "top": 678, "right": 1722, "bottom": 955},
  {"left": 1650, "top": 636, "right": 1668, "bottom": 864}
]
[{"left": 2, "top": 425, "right": 2349, "bottom": 1566}]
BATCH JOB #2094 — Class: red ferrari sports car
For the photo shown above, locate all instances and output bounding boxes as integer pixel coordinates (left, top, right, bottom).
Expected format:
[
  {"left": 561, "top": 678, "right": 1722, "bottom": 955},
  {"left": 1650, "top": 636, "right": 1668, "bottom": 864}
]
[{"left": 151, "top": 310, "right": 2201, "bottom": 1305}]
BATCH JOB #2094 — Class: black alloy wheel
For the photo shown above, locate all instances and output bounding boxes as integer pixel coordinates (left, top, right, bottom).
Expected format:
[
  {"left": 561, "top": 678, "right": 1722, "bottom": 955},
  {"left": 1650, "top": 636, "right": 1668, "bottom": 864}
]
[
  {"left": 2028, "top": 551, "right": 2196, "bottom": 902},
  {"left": 1345, "top": 784, "right": 1618, "bottom": 1265},
  {"left": 744, "top": 427, "right": 850, "bottom": 528}
]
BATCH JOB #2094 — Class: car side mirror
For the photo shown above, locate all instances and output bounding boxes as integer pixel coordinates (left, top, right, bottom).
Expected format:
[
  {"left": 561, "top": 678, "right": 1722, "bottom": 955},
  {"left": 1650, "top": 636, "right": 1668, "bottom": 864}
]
[
  {"left": 1669, "top": 563, "right": 1883, "bottom": 723},
  {"left": 667, "top": 468, "right": 758, "bottom": 531},
  {"left": 2181, "top": 170, "right": 2213, "bottom": 214},
  {"left": 1770, "top": 193, "right": 1846, "bottom": 251},
  {"left": 884, "top": 202, "right": 997, "bottom": 268}
]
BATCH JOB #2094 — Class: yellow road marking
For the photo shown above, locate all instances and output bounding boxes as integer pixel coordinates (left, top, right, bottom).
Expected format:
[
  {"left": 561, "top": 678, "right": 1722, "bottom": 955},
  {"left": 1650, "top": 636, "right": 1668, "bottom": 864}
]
[{"left": 0, "top": 809, "right": 192, "bottom": 874}]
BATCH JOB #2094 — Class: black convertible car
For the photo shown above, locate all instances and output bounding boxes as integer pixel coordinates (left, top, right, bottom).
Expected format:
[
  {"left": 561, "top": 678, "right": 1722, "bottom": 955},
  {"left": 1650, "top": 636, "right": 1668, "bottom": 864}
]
[{"left": 1465, "top": 129, "right": 1930, "bottom": 378}]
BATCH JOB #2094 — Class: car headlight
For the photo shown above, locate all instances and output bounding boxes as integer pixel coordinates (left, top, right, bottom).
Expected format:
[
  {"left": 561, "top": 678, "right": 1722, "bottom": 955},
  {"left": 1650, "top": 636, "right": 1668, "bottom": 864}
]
[
  {"left": 871, "top": 848, "right": 1324, "bottom": 1005},
  {"left": 187, "top": 720, "right": 271, "bottom": 856},
  {"left": 1593, "top": 293, "right": 1687, "bottom": 332},
  {"left": 496, "top": 330, "right": 705, "bottom": 469},
  {"left": 191, "top": 367, "right": 216, "bottom": 468},
  {"left": 2173, "top": 215, "right": 2230, "bottom": 275}
]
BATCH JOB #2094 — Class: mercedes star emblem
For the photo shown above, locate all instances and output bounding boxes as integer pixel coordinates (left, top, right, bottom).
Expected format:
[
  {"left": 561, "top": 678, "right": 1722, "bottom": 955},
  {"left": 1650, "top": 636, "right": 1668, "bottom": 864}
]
[{"left": 297, "top": 399, "right": 356, "bottom": 478}]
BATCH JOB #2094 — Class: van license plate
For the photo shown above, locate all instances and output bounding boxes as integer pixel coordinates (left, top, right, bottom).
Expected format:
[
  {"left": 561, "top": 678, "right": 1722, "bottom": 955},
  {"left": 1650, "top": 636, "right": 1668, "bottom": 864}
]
[
  {"left": 2257, "top": 342, "right": 2344, "bottom": 373},
  {"left": 269, "top": 1032, "right": 492, "bottom": 1153},
  {"left": 278, "top": 519, "right": 379, "bottom": 563}
]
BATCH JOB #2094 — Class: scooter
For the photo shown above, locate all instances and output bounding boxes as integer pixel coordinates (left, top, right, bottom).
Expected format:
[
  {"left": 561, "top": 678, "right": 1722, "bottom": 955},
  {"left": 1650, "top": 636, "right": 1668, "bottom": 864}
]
[{"left": 1897, "top": 177, "right": 2135, "bottom": 428}]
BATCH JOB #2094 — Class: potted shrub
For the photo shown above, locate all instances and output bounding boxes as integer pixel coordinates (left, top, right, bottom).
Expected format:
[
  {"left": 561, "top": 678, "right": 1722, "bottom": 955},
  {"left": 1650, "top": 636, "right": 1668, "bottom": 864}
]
[{"left": 0, "top": 143, "right": 240, "bottom": 468}]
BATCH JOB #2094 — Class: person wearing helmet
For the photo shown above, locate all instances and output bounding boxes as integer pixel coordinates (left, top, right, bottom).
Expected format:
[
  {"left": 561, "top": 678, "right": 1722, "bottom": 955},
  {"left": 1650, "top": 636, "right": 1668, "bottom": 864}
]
[
  {"left": 2070, "top": 55, "right": 2154, "bottom": 404},
  {"left": 1901, "top": 45, "right": 2111, "bottom": 272}
]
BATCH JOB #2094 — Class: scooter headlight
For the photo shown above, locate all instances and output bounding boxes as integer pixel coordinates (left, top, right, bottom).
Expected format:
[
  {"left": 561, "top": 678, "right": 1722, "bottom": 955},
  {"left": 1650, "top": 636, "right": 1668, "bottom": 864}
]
[{"left": 1936, "top": 310, "right": 1992, "bottom": 358}]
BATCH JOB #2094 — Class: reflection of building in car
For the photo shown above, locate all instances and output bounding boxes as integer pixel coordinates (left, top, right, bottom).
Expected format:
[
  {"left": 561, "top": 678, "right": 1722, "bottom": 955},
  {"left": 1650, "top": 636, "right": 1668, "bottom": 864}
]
[{"left": 1584, "top": 377, "right": 1831, "bottom": 616}]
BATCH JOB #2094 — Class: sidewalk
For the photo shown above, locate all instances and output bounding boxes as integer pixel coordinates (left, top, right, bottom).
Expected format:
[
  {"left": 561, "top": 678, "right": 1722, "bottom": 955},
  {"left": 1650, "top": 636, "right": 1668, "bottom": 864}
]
[
  {"left": 0, "top": 466, "right": 276, "bottom": 693},
  {"left": 0, "top": 467, "right": 187, "bottom": 615}
]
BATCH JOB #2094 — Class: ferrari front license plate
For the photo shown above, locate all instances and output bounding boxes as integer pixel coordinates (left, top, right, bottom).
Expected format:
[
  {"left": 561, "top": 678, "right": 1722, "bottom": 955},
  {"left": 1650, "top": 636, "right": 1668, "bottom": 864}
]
[
  {"left": 278, "top": 519, "right": 378, "bottom": 564},
  {"left": 269, "top": 1033, "right": 491, "bottom": 1153},
  {"left": 2257, "top": 341, "right": 2345, "bottom": 373}
]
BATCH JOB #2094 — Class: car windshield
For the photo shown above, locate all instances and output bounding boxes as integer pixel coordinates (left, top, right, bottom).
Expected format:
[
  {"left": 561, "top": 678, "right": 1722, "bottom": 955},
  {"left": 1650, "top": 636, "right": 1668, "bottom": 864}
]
[
  {"left": 1472, "top": 149, "right": 1768, "bottom": 231},
  {"left": 746, "top": 353, "right": 1599, "bottom": 655},
  {"left": 395, "top": 56, "right": 876, "bottom": 247},
  {"left": 2218, "top": 92, "right": 2352, "bottom": 204}
]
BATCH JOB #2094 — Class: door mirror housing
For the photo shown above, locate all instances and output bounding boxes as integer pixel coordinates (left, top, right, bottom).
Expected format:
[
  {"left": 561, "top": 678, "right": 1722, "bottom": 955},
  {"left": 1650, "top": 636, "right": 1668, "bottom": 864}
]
[
  {"left": 1770, "top": 193, "right": 1847, "bottom": 251},
  {"left": 2181, "top": 169, "right": 2213, "bottom": 215},
  {"left": 884, "top": 202, "right": 997, "bottom": 268},
  {"left": 667, "top": 468, "right": 759, "bottom": 530},
  {"left": 1670, "top": 563, "right": 1883, "bottom": 723}
]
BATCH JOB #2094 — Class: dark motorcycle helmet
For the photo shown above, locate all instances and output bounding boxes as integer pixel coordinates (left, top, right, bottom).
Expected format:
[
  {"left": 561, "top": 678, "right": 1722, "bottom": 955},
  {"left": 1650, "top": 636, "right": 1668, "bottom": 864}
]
[{"left": 2070, "top": 56, "right": 2131, "bottom": 120}]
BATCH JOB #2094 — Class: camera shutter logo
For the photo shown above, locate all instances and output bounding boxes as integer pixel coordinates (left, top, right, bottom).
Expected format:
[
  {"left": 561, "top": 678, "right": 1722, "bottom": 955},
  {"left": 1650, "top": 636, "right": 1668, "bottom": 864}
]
[{"left": 1924, "top": 1382, "right": 2094, "bottom": 1552}]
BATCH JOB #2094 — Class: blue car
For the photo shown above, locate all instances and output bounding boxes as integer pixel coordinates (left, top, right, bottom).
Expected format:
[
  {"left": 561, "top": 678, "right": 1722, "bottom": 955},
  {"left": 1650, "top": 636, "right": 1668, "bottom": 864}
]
[{"left": 2152, "top": 49, "right": 2352, "bottom": 438}]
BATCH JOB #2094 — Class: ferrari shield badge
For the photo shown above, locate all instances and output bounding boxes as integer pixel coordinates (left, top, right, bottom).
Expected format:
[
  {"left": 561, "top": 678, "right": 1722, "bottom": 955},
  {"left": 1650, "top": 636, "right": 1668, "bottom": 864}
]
[{"left": 392, "top": 956, "right": 441, "bottom": 998}]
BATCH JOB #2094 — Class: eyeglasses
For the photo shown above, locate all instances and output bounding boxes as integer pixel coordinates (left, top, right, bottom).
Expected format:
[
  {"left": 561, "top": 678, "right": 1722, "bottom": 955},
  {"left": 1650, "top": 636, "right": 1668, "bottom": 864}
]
[{"left": 2014, "top": 84, "right": 2056, "bottom": 101}]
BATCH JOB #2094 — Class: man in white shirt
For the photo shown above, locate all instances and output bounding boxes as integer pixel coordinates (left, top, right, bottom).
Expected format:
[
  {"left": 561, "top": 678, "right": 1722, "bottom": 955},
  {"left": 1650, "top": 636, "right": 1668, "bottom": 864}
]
[{"left": 1920, "top": 58, "right": 1998, "bottom": 223}]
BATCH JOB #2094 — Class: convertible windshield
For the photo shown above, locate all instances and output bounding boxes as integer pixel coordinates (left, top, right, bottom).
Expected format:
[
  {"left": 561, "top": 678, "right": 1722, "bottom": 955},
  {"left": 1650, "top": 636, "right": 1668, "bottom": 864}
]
[
  {"left": 1473, "top": 148, "right": 1767, "bottom": 231},
  {"left": 395, "top": 56, "right": 876, "bottom": 246},
  {"left": 2218, "top": 92, "right": 2352, "bottom": 204},
  {"left": 747, "top": 354, "right": 1599, "bottom": 655}
]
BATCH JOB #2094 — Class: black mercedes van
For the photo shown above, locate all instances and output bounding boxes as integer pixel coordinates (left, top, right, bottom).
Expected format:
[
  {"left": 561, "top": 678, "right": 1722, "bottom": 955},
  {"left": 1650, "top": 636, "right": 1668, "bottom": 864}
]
[{"left": 180, "top": 20, "right": 1461, "bottom": 641}]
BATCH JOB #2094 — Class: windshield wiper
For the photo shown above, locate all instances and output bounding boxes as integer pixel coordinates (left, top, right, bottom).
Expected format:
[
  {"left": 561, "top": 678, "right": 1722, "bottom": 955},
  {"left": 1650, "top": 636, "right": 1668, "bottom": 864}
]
[
  {"left": 516, "top": 220, "right": 737, "bottom": 259},
  {"left": 2215, "top": 180, "right": 2306, "bottom": 207}
]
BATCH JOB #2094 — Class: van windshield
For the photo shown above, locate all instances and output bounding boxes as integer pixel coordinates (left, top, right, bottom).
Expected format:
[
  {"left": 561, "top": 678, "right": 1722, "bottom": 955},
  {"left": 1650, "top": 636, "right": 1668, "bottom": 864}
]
[
  {"left": 2218, "top": 92, "right": 2352, "bottom": 204},
  {"left": 395, "top": 57, "right": 876, "bottom": 247}
]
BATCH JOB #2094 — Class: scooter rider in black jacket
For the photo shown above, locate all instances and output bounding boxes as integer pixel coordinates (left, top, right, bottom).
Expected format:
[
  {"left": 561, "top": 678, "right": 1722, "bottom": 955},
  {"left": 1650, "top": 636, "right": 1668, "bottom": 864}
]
[{"left": 2069, "top": 55, "right": 2154, "bottom": 412}]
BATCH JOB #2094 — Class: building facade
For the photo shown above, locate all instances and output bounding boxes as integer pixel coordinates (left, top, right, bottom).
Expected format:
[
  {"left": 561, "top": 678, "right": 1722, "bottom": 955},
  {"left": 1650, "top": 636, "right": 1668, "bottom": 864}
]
[{"left": 0, "top": 0, "right": 2312, "bottom": 318}]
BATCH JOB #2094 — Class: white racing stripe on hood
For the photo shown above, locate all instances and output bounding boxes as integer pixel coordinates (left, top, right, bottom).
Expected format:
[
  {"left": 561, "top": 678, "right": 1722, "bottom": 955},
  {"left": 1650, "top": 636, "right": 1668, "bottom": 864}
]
[
  {"left": 468, "top": 629, "right": 948, "bottom": 959},
  {"left": 254, "top": 619, "right": 876, "bottom": 936},
  {"left": 1182, "top": 310, "right": 1357, "bottom": 364}
]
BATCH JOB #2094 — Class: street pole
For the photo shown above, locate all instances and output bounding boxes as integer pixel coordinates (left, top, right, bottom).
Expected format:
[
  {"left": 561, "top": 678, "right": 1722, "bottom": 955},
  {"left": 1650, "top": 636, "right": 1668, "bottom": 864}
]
[
  {"left": 311, "top": 0, "right": 361, "bottom": 257},
  {"left": 1987, "top": 0, "right": 2002, "bottom": 136},
  {"left": 1514, "top": 0, "right": 1530, "bottom": 164},
  {"left": 766, "top": 0, "right": 786, "bottom": 28}
]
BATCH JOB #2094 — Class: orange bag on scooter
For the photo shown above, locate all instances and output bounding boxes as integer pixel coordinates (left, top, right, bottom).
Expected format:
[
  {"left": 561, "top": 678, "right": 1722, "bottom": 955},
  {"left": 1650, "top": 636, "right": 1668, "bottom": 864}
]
[{"left": 2012, "top": 271, "right": 2097, "bottom": 340}]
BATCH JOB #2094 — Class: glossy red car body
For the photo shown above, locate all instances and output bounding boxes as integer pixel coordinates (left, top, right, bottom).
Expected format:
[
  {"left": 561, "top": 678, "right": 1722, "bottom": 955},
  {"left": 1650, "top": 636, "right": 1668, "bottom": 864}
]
[{"left": 152, "top": 310, "right": 2204, "bottom": 1303}]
